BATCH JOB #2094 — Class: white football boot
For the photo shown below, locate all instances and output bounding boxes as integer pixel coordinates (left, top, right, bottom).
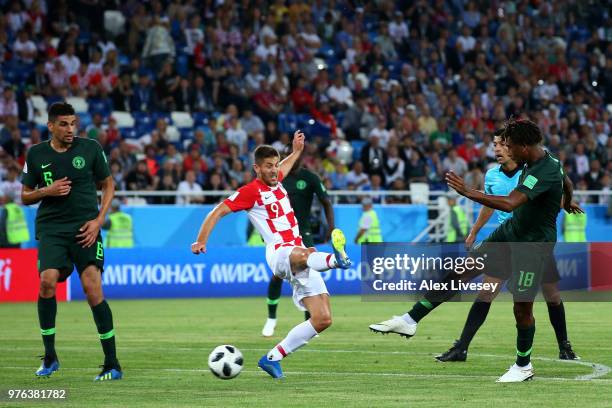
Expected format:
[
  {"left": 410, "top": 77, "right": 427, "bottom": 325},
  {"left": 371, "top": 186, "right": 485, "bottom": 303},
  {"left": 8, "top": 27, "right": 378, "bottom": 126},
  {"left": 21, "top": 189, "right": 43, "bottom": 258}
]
[
  {"left": 496, "top": 363, "right": 534, "bottom": 383},
  {"left": 261, "top": 318, "right": 277, "bottom": 337},
  {"left": 369, "top": 316, "right": 417, "bottom": 338}
]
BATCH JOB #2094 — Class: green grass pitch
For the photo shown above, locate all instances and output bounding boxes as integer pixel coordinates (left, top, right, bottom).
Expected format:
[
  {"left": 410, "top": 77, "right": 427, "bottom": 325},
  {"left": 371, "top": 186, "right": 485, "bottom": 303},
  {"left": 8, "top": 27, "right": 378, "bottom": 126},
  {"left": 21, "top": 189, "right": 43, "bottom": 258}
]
[{"left": 1, "top": 296, "right": 611, "bottom": 407}]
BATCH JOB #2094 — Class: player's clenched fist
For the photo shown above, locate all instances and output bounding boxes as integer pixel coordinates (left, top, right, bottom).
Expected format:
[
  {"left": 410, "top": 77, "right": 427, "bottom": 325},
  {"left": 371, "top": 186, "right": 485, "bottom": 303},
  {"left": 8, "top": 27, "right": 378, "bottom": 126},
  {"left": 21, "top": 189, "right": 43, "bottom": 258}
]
[
  {"left": 46, "top": 177, "right": 72, "bottom": 196},
  {"left": 191, "top": 241, "right": 207, "bottom": 254}
]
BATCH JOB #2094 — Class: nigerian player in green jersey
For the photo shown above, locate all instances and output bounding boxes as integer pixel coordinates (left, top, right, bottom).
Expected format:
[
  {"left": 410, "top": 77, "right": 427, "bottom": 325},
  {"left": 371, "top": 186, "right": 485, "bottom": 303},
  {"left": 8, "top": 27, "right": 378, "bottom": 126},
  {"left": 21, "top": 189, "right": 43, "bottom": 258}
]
[
  {"left": 445, "top": 119, "right": 583, "bottom": 382},
  {"left": 21, "top": 102, "right": 122, "bottom": 381},
  {"left": 261, "top": 146, "right": 335, "bottom": 337}
]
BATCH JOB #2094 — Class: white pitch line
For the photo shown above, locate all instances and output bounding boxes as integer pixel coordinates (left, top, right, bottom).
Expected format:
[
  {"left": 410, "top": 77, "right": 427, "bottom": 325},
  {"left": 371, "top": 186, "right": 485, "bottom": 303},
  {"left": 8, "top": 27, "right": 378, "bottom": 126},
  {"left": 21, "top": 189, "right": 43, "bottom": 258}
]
[
  {"left": 3, "top": 366, "right": 612, "bottom": 384},
  {"left": 5, "top": 346, "right": 611, "bottom": 382}
]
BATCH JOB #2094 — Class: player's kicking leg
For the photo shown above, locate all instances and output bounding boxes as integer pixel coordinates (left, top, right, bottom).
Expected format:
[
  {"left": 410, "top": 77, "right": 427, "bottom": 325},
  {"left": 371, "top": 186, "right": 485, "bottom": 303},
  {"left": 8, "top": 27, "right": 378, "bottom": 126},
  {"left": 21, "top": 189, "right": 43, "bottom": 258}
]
[
  {"left": 36, "top": 269, "right": 62, "bottom": 377},
  {"left": 542, "top": 282, "right": 579, "bottom": 360},
  {"left": 369, "top": 267, "right": 483, "bottom": 338},
  {"left": 80, "top": 265, "right": 123, "bottom": 381},
  {"left": 258, "top": 228, "right": 350, "bottom": 378},
  {"left": 436, "top": 274, "right": 503, "bottom": 362},
  {"left": 258, "top": 294, "right": 331, "bottom": 379}
]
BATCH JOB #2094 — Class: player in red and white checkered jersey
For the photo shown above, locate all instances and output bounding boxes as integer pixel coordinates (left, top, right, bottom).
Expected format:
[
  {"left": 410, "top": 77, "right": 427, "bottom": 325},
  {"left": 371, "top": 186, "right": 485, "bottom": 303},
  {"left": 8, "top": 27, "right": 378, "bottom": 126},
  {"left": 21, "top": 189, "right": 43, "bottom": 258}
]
[{"left": 191, "top": 130, "right": 352, "bottom": 379}]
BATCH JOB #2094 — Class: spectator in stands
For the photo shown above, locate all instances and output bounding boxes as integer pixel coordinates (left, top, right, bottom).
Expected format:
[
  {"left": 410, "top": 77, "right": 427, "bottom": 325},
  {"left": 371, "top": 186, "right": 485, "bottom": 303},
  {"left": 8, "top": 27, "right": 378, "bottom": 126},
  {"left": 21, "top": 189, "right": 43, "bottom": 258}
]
[
  {"left": 361, "top": 174, "right": 386, "bottom": 204},
  {"left": 443, "top": 148, "right": 468, "bottom": 177},
  {"left": 2, "top": 129, "right": 26, "bottom": 166},
  {"left": 142, "top": 17, "right": 175, "bottom": 72},
  {"left": 360, "top": 134, "right": 387, "bottom": 181},
  {"left": 346, "top": 161, "right": 369, "bottom": 188},
  {"left": 457, "top": 134, "right": 481, "bottom": 163},
  {"left": 126, "top": 159, "right": 155, "bottom": 192},
  {"left": 0, "top": 165, "right": 22, "bottom": 204},
  {"left": 176, "top": 169, "right": 204, "bottom": 205},
  {"left": 225, "top": 116, "right": 248, "bottom": 155},
  {"left": 0, "top": 87, "right": 18, "bottom": 123}
]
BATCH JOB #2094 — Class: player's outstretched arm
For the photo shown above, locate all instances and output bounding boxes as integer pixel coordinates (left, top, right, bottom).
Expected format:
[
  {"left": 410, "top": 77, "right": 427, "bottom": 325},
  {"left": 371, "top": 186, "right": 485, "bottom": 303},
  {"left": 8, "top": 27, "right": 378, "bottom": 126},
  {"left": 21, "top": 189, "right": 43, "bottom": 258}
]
[
  {"left": 278, "top": 130, "right": 305, "bottom": 176},
  {"left": 446, "top": 171, "right": 528, "bottom": 212},
  {"left": 191, "top": 202, "right": 232, "bottom": 254},
  {"left": 21, "top": 177, "right": 72, "bottom": 205},
  {"left": 562, "top": 174, "right": 584, "bottom": 214},
  {"left": 466, "top": 205, "right": 494, "bottom": 248}
]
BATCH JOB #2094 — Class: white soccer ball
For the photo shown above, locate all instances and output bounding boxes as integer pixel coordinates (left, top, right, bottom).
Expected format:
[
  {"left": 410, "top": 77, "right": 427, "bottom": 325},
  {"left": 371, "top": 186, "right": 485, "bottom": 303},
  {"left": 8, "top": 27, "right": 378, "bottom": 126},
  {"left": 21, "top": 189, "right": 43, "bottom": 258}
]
[{"left": 208, "top": 345, "right": 244, "bottom": 380}]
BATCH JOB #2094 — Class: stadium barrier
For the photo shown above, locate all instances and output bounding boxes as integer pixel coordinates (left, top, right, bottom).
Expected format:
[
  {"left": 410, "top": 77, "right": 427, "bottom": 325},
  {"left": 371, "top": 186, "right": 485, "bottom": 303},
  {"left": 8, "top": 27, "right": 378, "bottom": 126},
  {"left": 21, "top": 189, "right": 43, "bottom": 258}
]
[{"left": 1, "top": 243, "right": 611, "bottom": 303}]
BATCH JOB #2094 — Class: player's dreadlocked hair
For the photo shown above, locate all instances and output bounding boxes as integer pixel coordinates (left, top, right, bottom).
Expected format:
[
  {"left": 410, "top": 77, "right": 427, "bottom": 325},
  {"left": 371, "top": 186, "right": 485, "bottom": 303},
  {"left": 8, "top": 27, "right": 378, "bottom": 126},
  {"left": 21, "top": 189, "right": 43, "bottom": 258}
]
[
  {"left": 501, "top": 118, "right": 543, "bottom": 146},
  {"left": 254, "top": 144, "right": 280, "bottom": 164},
  {"left": 48, "top": 102, "right": 76, "bottom": 122}
]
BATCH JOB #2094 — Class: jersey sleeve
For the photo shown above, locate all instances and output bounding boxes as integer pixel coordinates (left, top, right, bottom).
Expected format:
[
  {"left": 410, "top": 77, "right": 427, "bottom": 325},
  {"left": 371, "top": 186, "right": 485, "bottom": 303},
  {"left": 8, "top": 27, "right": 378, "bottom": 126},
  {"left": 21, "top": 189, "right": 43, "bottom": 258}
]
[
  {"left": 515, "top": 166, "right": 557, "bottom": 201},
  {"left": 312, "top": 173, "right": 329, "bottom": 202},
  {"left": 21, "top": 149, "right": 39, "bottom": 188},
  {"left": 223, "top": 183, "right": 258, "bottom": 212},
  {"left": 92, "top": 141, "right": 111, "bottom": 181}
]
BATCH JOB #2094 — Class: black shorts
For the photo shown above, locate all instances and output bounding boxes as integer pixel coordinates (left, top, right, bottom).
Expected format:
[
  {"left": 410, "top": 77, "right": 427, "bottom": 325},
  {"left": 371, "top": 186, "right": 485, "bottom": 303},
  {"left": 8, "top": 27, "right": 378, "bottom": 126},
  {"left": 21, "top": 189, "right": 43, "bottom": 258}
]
[
  {"left": 473, "top": 241, "right": 560, "bottom": 289},
  {"left": 38, "top": 232, "right": 104, "bottom": 281}
]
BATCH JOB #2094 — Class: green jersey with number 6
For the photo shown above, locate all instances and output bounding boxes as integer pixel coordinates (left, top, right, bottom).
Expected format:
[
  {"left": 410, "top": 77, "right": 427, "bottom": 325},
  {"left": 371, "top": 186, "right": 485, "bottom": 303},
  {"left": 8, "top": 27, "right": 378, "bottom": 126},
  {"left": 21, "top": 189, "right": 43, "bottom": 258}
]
[{"left": 22, "top": 137, "right": 111, "bottom": 237}]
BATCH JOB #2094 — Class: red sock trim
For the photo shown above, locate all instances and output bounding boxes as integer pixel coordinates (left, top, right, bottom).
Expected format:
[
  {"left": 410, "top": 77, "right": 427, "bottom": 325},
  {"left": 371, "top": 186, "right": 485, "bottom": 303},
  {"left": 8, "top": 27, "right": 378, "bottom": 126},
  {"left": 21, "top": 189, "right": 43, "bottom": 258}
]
[
  {"left": 276, "top": 345, "right": 287, "bottom": 357},
  {"left": 325, "top": 254, "right": 333, "bottom": 268}
]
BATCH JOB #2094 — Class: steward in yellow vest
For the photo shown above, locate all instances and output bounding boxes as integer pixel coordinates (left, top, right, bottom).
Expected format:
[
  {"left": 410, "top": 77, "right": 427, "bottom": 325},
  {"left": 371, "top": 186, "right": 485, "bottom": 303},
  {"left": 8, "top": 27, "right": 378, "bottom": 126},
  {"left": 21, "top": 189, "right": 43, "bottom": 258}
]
[
  {"left": 563, "top": 210, "right": 587, "bottom": 242},
  {"left": 103, "top": 199, "right": 134, "bottom": 248},
  {"left": 355, "top": 197, "right": 383, "bottom": 244}
]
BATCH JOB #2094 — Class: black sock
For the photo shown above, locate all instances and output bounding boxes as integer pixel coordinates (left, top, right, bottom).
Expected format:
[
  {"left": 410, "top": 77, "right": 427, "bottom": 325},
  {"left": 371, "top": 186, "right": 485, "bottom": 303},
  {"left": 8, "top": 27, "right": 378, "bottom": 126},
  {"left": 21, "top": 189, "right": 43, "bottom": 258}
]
[
  {"left": 547, "top": 302, "right": 568, "bottom": 346},
  {"left": 407, "top": 299, "right": 441, "bottom": 323},
  {"left": 91, "top": 300, "right": 119, "bottom": 368},
  {"left": 267, "top": 278, "right": 282, "bottom": 319},
  {"left": 304, "top": 311, "right": 311, "bottom": 321},
  {"left": 516, "top": 324, "right": 536, "bottom": 367},
  {"left": 457, "top": 300, "right": 491, "bottom": 350},
  {"left": 38, "top": 296, "right": 57, "bottom": 360}
]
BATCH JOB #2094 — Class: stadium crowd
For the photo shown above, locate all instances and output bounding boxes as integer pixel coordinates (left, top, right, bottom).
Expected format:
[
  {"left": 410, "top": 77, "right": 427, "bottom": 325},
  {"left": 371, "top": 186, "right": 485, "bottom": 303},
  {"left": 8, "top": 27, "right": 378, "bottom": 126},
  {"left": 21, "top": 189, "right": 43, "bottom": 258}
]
[{"left": 0, "top": 0, "right": 610, "bottom": 205}]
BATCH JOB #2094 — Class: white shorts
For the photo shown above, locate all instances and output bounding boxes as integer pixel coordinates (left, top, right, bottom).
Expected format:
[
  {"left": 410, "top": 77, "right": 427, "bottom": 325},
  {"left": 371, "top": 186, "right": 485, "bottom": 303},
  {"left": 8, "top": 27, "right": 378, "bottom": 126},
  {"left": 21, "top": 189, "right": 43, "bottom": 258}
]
[{"left": 265, "top": 245, "right": 330, "bottom": 311}]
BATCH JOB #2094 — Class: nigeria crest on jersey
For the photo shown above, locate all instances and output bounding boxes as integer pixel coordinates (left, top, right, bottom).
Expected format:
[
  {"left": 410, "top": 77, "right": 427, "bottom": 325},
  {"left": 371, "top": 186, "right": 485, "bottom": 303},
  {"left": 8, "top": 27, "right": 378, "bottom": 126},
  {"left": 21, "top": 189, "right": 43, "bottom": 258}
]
[{"left": 72, "top": 156, "right": 86, "bottom": 169}]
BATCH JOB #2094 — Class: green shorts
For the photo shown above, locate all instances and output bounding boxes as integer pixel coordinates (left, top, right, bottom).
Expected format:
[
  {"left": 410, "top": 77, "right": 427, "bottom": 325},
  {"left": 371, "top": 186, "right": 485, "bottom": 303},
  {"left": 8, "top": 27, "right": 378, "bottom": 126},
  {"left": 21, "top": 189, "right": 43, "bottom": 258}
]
[
  {"left": 507, "top": 243, "right": 555, "bottom": 301},
  {"left": 38, "top": 232, "right": 105, "bottom": 281}
]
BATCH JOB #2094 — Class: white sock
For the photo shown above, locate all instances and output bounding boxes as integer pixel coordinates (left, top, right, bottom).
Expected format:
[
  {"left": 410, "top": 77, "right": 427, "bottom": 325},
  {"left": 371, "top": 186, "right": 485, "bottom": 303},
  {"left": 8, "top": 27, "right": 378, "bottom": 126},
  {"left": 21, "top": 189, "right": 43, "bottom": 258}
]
[
  {"left": 306, "top": 252, "right": 336, "bottom": 271},
  {"left": 401, "top": 313, "right": 416, "bottom": 325},
  {"left": 267, "top": 320, "right": 318, "bottom": 361}
]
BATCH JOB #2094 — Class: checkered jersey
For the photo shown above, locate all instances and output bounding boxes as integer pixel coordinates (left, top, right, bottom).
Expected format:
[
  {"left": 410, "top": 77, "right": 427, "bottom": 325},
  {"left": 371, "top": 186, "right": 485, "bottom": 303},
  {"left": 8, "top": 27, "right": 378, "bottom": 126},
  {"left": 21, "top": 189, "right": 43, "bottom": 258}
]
[{"left": 224, "top": 174, "right": 303, "bottom": 249}]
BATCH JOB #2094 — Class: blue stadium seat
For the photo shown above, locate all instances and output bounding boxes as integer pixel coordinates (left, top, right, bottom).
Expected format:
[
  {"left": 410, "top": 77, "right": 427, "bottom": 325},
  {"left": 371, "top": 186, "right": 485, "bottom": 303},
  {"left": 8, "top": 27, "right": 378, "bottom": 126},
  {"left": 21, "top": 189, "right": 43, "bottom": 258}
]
[
  {"left": 120, "top": 127, "right": 138, "bottom": 139},
  {"left": 350, "top": 140, "right": 366, "bottom": 161},
  {"left": 78, "top": 112, "right": 93, "bottom": 128},
  {"left": 176, "top": 54, "right": 189, "bottom": 77},
  {"left": 151, "top": 112, "right": 172, "bottom": 124},
  {"left": 88, "top": 99, "right": 112, "bottom": 116},
  {"left": 192, "top": 112, "right": 208, "bottom": 126},
  {"left": 132, "top": 111, "right": 153, "bottom": 126},
  {"left": 307, "top": 121, "right": 331, "bottom": 139},
  {"left": 136, "top": 123, "right": 154, "bottom": 136},
  {"left": 180, "top": 128, "right": 194, "bottom": 141}
]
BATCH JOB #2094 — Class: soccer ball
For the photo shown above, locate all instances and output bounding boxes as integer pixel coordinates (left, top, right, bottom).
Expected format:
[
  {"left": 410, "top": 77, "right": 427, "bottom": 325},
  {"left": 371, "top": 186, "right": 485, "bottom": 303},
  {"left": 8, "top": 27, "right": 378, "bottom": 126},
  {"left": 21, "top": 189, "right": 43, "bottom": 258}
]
[{"left": 208, "top": 345, "right": 244, "bottom": 380}]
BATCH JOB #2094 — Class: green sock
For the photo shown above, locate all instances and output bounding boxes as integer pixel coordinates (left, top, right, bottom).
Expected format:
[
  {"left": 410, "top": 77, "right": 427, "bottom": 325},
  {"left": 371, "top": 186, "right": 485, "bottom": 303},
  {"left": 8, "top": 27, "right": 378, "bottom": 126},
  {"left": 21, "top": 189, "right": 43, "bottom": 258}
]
[
  {"left": 516, "top": 324, "right": 536, "bottom": 367},
  {"left": 407, "top": 299, "right": 440, "bottom": 323},
  {"left": 38, "top": 296, "right": 57, "bottom": 359},
  {"left": 267, "top": 278, "right": 283, "bottom": 319},
  {"left": 91, "top": 300, "right": 119, "bottom": 368}
]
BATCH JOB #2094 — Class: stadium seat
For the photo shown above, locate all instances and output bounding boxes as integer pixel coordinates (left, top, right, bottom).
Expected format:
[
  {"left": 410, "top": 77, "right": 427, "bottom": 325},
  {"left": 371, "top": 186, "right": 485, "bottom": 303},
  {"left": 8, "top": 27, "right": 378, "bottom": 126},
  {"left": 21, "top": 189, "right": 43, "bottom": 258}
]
[
  {"left": 410, "top": 182, "right": 430, "bottom": 205},
  {"left": 166, "top": 125, "right": 180, "bottom": 142},
  {"left": 120, "top": 127, "right": 138, "bottom": 139},
  {"left": 112, "top": 111, "right": 135, "bottom": 128},
  {"left": 180, "top": 128, "right": 194, "bottom": 141},
  {"left": 104, "top": 10, "right": 126, "bottom": 37},
  {"left": 192, "top": 112, "right": 208, "bottom": 126},
  {"left": 34, "top": 111, "right": 48, "bottom": 127},
  {"left": 350, "top": 140, "right": 365, "bottom": 161},
  {"left": 88, "top": 99, "right": 112, "bottom": 116},
  {"left": 66, "top": 97, "right": 89, "bottom": 113},
  {"left": 78, "top": 112, "right": 93, "bottom": 128},
  {"left": 151, "top": 112, "right": 172, "bottom": 125},
  {"left": 31, "top": 95, "right": 47, "bottom": 114},
  {"left": 171, "top": 111, "right": 194, "bottom": 128}
]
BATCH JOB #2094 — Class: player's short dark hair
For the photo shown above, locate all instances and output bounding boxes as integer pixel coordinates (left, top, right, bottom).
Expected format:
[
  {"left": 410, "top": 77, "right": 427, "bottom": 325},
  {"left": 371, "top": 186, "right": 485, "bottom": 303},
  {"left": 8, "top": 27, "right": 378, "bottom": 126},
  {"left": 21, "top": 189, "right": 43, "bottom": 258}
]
[
  {"left": 501, "top": 118, "right": 543, "bottom": 146},
  {"left": 254, "top": 145, "right": 280, "bottom": 164},
  {"left": 48, "top": 102, "right": 76, "bottom": 122},
  {"left": 493, "top": 128, "right": 505, "bottom": 137}
]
